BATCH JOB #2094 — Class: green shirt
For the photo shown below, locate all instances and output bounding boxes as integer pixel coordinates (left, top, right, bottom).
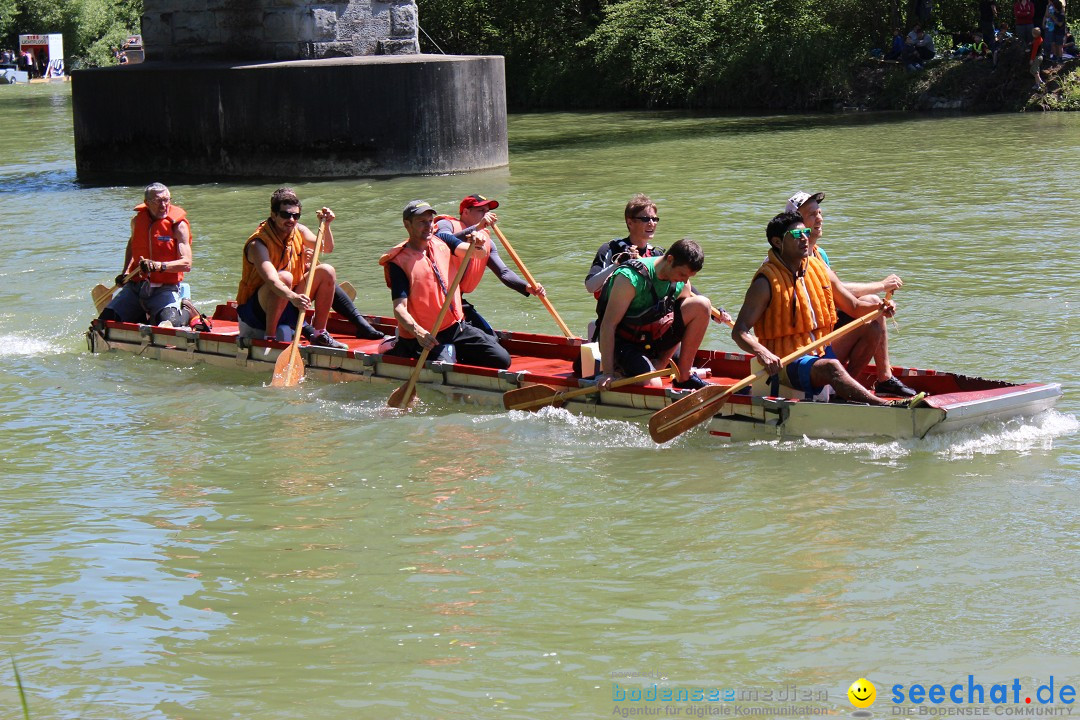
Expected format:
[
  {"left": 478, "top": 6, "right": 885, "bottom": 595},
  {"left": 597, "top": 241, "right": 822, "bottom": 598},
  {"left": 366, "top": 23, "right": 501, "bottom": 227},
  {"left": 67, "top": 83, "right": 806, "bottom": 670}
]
[{"left": 607, "top": 257, "right": 684, "bottom": 317}]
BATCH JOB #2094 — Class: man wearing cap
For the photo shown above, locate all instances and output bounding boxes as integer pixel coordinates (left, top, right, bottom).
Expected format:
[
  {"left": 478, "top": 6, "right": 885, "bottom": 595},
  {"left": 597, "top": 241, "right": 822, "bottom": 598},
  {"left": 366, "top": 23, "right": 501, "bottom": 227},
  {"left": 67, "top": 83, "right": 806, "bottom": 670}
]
[
  {"left": 784, "top": 190, "right": 917, "bottom": 398},
  {"left": 378, "top": 200, "right": 513, "bottom": 369},
  {"left": 732, "top": 212, "right": 919, "bottom": 407},
  {"left": 433, "top": 194, "right": 545, "bottom": 335}
]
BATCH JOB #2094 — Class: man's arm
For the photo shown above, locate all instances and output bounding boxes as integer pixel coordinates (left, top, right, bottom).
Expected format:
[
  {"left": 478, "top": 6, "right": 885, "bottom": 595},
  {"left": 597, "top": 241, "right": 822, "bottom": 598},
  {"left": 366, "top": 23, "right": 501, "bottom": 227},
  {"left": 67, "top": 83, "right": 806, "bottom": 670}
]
[
  {"left": 160, "top": 219, "right": 192, "bottom": 274},
  {"left": 584, "top": 243, "right": 618, "bottom": 294},
  {"left": 827, "top": 265, "right": 894, "bottom": 319},
  {"left": 595, "top": 274, "right": 636, "bottom": 388},
  {"left": 732, "top": 276, "right": 782, "bottom": 375},
  {"left": 487, "top": 245, "right": 544, "bottom": 296},
  {"left": 247, "top": 239, "right": 309, "bottom": 309},
  {"left": 843, "top": 274, "right": 902, "bottom": 297},
  {"left": 300, "top": 207, "right": 335, "bottom": 265},
  {"left": 391, "top": 296, "right": 439, "bottom": 350}
]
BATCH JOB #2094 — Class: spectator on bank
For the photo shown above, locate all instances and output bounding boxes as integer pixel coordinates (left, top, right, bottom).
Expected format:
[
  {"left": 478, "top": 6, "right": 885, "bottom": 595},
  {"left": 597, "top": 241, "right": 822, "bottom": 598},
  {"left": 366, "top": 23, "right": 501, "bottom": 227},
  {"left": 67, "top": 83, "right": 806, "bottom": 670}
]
[
  {"left": 1064, "top": 31, "right": 1077, "bottom": 57},
  {"left": 908, "top": 25, "right": 937, "bottom": 61},
  {"left": 1044, "top": 0, "right": 1066, "bottom": 62},
  {"left": 980, "top": 0, "right": 1000, "bottom": 52},
  {"left": 1031, "top": 27, "right": 1046, "bottom": 88},
  {"left": 1, "top": 49, "right": 13, "bottom": 64},
  {"left": 886, "top": 28, "right": 906, "bottom": 59},
  {"left": 1015, "top": 0, "right": 1037, "bottom": 43}
]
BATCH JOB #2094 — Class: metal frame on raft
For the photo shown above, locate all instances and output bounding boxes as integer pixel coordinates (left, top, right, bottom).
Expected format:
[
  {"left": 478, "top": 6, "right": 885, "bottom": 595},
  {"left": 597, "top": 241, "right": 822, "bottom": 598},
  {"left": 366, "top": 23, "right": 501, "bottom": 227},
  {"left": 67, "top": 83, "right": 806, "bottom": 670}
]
[{"left": 85, "top": 304, "right": 1062, "bottom": 444}]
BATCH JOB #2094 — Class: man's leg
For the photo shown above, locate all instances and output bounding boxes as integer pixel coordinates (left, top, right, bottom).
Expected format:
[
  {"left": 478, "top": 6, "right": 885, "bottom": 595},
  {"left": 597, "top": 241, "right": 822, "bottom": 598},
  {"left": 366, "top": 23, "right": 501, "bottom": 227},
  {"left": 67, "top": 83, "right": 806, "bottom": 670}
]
[
  {"left": 98, "top": 283, "right": 146, "bottom": 323},
  {"left": 258, "top": 271, "right": 293, "bottom": 339},
  {"left": 331, "top": 285, "right": 385, "bottom": 339},
  {"left": 671, "top": 296, "right": 709, "bottom": 383},
  {"left": 299, "top": 263, "right": 336, "bottom": 332},
  {"left": 829, "top": 317, "right": 882, "bottom": 381},
  {"left": 143, "top": 284, "right": 183, "bottom": 326},
  {"left": 448, "top": 322, "right": 511, "bottom": 369},
  {"left": 807, "top": 358, "right": 891, "bottom": 405}
]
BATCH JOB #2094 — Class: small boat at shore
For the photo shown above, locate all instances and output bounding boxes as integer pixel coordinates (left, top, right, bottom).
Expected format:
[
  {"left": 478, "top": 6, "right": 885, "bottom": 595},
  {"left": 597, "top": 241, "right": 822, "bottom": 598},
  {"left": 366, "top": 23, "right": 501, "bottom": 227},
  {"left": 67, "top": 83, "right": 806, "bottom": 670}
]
[{"left": 86, "top": 302, "right": 1062, "bottom": 443}]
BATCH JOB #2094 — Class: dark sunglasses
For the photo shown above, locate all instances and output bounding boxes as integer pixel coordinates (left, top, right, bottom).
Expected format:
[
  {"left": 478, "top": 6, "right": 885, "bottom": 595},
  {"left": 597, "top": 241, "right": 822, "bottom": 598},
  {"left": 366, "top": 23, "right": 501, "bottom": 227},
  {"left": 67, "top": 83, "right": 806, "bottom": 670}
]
[
  {"left": 633, "top": 216, "right": 660, "bottom": 223},
  {"left": 276, "top": 210, "right": 301, "bottom": 220}
]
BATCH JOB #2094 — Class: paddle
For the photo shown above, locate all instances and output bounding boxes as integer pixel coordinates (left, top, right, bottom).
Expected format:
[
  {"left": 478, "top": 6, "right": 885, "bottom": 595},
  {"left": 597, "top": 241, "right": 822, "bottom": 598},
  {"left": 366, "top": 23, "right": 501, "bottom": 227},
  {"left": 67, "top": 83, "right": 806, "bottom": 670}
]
[
  {"left": 490, "top": 223, "right": 576, "bottom": 338},
  {"left": 503, "top": 361, "right": 677, "bottom": 412},
  {"left": 91, "top": 267, "right": 141, "bottom": 314},
  {"left": 270, "top": 217, "right": 329, "bottom": 388},
  {"left": 339, "top": 280, "right": 357, "bottom": 301},
  {"left": 648, "top": 297, "right": 895, "bottom": 444},
  {"left": 387, "top": 236, "right": 479, "bottom": 409}
]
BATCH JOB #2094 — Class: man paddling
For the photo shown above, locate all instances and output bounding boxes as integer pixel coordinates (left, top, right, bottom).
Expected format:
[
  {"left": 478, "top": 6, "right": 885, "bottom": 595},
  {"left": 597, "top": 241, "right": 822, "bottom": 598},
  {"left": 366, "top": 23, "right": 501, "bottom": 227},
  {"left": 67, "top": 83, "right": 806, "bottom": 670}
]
[
  {"left": 234, "top": 188, "right": 346, "bottom": 348},
  {"left": 593, "top": 238, "right": 713, "bottom": 390},
  {"left": 732, "top": 212, "right": 918, "bottom": 406},
  {"left": 433, "top": 194, "right": 546, "bottom": 335},
  {"left": 99, "top": 183, "right": 192, "bottom": 327},
  {"left": 785, "top": 190, "right": 917, "bottom": 397},
  {"left": 378, "top": 200, "right": 512, "bottom": 369}
]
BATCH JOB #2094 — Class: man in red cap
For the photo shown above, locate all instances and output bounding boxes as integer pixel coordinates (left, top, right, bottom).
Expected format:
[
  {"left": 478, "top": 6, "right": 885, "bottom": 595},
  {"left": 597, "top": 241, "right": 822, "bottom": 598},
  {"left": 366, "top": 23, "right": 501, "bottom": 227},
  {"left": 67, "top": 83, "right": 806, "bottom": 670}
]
[{"left": 433, "top": 194, "right": 546, "bottom": 335}]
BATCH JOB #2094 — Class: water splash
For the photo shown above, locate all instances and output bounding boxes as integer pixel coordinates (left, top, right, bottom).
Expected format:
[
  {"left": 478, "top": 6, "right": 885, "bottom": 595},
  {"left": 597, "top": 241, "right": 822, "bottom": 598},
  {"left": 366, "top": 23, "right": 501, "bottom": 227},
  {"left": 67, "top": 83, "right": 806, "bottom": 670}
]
[
  {"left": 754, "top": 410, "right": 1078, "bottom": 461},
  {"left": 501, "top": 406, "right": 661, "bottom": 449},
  {"left": 0, "top": 333, "right": 63, "bottom": 356}
]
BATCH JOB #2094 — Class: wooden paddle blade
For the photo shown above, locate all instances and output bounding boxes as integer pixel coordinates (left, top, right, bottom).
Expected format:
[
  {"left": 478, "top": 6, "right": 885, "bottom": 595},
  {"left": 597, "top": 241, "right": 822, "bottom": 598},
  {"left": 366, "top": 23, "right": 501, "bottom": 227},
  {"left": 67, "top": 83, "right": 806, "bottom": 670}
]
[
  {"left": 648, "top": 384, "right": 735, "bottom": 443},
  {"left": 387, "top": 382, "right": 416, "bottom": 409},
  {"left": 339, "top": 281, "right": 357, "bottom": 301},
  {"left": 270, "top": 344, "right": 304, "bottom": 388},
  {"left": 503, "top": 383, "right": 561, "bottom": 411},
  {"left": 91, "top": 284, "right": 114, "bottom": 313}
]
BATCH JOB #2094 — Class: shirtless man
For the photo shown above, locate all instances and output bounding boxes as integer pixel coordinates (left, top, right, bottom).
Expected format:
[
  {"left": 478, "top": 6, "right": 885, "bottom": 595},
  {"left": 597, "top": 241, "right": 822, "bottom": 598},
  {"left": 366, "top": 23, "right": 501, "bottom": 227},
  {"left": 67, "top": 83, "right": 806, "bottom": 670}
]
[{"left": 234, "top": 187, "right": 346, "bottom": 348}]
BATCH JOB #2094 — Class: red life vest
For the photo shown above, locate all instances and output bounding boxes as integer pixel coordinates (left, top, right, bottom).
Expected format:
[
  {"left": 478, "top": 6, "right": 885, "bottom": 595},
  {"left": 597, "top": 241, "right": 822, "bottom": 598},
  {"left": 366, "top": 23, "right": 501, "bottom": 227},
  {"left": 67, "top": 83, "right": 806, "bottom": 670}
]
[
  {"left": 128, "top": 203, "right": 189, "bottom": 285},
  {"left": 434, "top": 215, "right": 492, "bottom": 293},
  {"left": 378, "top": 237, "right": 463, "bottom": 339}
]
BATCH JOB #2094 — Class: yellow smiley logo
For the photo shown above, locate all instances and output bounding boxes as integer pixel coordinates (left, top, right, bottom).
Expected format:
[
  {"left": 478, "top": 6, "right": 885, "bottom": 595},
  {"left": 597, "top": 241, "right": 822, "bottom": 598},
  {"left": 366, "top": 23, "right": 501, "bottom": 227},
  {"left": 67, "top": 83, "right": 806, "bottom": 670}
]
[{"left": 848, "top": 678, "right": 876, "bottom": 709}]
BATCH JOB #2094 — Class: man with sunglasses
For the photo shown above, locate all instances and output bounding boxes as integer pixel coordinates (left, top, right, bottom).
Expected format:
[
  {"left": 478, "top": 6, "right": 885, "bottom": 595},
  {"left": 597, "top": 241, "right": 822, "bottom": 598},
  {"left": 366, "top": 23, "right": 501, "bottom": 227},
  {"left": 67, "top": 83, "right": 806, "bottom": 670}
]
[
  {"left": 234, "top": 187, "right": 346, "bottom": 348},
  {"left": 732, "top": 212, "right": 915, "bottom": 406},
  {"left": 786, "top": 190, "right": 916, "bottom": 397},
  {"left": 585, "top": 193, "right": 667, "bottom": 297},
  {"left": 433, "top": 194, "right": 545, "bottom": 335},
  {"left": 378, "top": 200, "right": 512, "bottom": 369},
  {"left": 99, "top": 183, "right": 192, "bottom": 327}
]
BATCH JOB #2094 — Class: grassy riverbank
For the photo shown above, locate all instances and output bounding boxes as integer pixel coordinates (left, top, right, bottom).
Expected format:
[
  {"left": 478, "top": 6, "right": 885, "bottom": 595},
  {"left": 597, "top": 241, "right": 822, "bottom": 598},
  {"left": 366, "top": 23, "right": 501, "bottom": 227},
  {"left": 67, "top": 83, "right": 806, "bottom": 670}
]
[{"left": 848, "top": 42, "right": 1080, "bottom": 112}]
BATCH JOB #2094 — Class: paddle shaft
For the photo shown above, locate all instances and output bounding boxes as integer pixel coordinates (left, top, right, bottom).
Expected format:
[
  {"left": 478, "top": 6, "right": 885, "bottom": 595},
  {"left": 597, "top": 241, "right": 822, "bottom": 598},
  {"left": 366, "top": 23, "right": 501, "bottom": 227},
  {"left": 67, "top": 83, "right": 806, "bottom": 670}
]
[
  {"left": 650, "top": 296, "right": 894, "bottom": 443},
  {"left": 711, "top": 307, "right": 733, "bottom": 327},
  {"left": 270, "top": 218, "right": 328, "bottom": 388},
  {"left": 490, "top": 224, "right": 575, "bottom": 338},
  {"left": 390, "top": 236, "right": 479, "bottom": 408},
  {"left": 92, "top": 268, "right": 142, "bottom": 312},
  {"left": 507, "top": 364, "right": 676, "bottom": 411}
]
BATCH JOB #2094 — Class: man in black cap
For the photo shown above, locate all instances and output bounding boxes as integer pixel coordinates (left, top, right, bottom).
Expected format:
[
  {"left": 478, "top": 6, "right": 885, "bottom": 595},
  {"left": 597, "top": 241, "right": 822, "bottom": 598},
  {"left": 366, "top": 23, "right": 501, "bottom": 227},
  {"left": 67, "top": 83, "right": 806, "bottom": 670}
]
[
  {"left": 377, "top": 200, "right": 512, "bottom": 369},
  {"left": 432, "top": 194, "right": 546, "bottom": 335},
  {"left": 784, "top": 190, "right": 917, "bottom": 397}
]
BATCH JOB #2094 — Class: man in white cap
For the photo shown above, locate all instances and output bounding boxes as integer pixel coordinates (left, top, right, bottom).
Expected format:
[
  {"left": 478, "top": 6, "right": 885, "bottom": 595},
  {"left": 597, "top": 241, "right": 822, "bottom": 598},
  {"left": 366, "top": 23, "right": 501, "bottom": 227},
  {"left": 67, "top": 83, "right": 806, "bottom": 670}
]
[{"left": 784, "top": 190, "right": 917, "bottom": 398}]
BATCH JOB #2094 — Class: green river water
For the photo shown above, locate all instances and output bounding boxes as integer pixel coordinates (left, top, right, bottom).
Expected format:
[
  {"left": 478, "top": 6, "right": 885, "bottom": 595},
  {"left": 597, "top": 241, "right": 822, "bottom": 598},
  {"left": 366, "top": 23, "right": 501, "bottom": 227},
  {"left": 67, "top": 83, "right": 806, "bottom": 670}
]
[{"left": 1, "top": 82, "right": 1078, "bottom": 720}]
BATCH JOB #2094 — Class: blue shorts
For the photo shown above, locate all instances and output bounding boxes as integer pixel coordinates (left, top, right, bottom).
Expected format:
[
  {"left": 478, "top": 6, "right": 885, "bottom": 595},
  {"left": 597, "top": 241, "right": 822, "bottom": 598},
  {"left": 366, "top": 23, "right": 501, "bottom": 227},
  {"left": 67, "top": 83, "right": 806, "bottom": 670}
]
[
  {"left": 236, "top": 292, "right": 299, "bottom": 340},
  {"left": 772, "top": 346, "right": 837, "bottom": 396}
]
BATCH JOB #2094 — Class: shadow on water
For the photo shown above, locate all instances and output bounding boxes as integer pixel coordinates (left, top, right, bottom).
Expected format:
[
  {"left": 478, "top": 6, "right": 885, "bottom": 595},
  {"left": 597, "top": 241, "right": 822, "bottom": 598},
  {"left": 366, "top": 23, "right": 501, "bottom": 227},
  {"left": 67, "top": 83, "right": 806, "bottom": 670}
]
[{"left": 508, "top": 109, "right": 923, "bottom": 154}]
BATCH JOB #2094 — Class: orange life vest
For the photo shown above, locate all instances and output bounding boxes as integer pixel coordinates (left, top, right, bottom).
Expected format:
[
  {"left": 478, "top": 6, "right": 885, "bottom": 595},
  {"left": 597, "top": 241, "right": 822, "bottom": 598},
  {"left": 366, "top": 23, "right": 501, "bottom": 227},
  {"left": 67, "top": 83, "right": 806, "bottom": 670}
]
[
  {"left": 435, "top": 215, "right": 491, "bottom": 293},
  {"left": 128, "top": 204, "right": 189, "bottom": 285},
  {"left": 753, "top": 249, "right": 837, "bottom": 359},
  {"left": 378, "top": 237, "right": 463, "bottom": 339},
  {"left": 235, "top": 220, "right": 305, "bottom": 305}
]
